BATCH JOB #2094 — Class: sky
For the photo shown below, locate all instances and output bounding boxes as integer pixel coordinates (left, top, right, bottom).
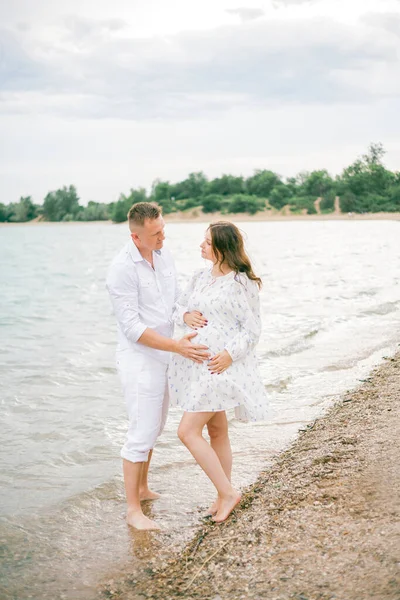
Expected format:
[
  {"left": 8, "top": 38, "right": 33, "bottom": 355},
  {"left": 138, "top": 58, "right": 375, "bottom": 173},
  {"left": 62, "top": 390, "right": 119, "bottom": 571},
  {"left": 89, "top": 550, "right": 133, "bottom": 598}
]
[{"left": 0, "top": 0, "right": 400, "bottom": 205}]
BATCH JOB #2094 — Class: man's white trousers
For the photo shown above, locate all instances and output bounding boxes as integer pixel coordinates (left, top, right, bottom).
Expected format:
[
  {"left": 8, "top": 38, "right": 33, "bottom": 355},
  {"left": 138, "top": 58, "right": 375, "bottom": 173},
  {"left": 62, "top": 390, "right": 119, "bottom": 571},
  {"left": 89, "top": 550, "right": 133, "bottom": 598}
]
[{"left": 116, "top": 350, "right": 169, "bottom": 463}]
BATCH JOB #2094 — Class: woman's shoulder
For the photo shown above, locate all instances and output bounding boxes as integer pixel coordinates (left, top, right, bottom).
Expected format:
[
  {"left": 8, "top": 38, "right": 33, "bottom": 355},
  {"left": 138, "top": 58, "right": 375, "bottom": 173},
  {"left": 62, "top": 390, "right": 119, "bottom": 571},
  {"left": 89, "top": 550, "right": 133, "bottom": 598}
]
[
  {"left": 191, "top": 267, "right": 210, "bottom": 282},
  {"left": 230, "top": 273, "right": 260, "bottom": 300},
  {"left": 193, "top": 266, "right": 209, "bottom": 277},
  {"left": 232, "top": 272, "right": 259, "bottom": 289}
]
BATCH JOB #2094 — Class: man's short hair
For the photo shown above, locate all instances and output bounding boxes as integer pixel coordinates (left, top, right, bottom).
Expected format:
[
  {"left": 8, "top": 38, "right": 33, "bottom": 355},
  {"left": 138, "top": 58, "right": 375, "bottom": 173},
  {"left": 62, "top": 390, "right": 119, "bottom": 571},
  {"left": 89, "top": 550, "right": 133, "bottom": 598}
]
[{"left": 127, "top": 202, "right": 162, "bottom": 228}]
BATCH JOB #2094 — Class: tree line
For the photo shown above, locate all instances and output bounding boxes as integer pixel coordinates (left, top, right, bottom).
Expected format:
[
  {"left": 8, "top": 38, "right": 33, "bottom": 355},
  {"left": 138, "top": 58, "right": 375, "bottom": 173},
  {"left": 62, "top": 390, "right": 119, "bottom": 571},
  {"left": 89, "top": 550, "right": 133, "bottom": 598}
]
[{"left": 1, "top": 143, "right": 399, "bottom": 224}]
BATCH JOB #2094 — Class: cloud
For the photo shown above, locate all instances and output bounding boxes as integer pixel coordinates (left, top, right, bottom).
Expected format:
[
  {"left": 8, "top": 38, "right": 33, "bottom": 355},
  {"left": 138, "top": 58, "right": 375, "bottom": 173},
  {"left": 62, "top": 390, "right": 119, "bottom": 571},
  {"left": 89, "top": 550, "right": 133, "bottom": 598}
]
[
  {"left": 62, "top": 15, "right": 127, "bottom": 41},
  {"left": 0, "top": 11, "right": 399, "bottom": 121},
  {"left": 362, "top": 12, "right": 400, "bottom": 38},
  {"left": 0, "top": 28, "right": 47, "bottom": 91},
  {"left": 225, "top": 7, "right": 265, "bottom": 21},
  {"left": 271, "top": 0, "right": 318, "bottom": 5}
]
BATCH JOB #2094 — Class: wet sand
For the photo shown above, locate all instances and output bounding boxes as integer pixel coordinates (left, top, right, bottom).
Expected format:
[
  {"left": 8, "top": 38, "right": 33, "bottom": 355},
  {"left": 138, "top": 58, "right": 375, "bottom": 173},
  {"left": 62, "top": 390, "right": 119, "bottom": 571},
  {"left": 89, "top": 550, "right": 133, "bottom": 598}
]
[{"left": 100, "top": 352, "right": 400, "bottom": 600}]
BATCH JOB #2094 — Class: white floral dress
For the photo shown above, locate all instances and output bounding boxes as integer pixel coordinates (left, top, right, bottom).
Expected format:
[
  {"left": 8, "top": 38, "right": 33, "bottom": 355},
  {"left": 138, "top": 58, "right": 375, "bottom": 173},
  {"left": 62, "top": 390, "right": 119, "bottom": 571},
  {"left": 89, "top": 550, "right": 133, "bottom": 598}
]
[{"left": 168, "top": 268, "right": 269, "bottom": 422}]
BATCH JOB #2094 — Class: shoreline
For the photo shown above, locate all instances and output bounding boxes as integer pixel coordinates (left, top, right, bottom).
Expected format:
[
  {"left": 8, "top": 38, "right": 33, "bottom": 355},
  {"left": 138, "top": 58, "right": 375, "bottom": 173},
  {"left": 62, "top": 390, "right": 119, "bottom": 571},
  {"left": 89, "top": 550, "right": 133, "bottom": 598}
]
[
  {"left": 1, "top": 211, "right": 400, "bottom": 226},
  {"left": 164, "top": 210, "right": 400, "bottom": 223},
  {"left": 100, "top": 351, "right": 400, "bottom": 599}
]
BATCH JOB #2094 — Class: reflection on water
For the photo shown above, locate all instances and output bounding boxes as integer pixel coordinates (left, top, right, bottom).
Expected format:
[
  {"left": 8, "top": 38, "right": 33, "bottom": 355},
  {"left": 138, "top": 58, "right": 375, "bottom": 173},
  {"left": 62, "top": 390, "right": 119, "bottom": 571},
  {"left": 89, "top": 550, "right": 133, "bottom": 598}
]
[{"left": 1, "top": 220, "right": 400, "bottom": 599}]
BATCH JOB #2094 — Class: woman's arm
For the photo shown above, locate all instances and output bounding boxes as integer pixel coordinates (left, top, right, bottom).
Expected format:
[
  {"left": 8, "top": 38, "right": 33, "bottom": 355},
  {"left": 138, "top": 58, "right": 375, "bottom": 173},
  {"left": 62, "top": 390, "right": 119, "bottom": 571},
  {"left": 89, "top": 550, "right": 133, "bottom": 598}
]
[
  {"left": 224, "top": 277, "right": 262, "bottom": 362},
  {"left": 172, "top": 269, "right": 204, "bottom": 326}
]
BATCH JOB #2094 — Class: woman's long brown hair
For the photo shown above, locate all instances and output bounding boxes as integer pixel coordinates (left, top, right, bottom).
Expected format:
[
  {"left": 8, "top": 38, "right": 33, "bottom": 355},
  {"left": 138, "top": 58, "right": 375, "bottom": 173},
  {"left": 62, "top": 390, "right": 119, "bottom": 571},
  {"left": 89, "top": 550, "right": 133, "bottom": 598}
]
[{"left": 208, "top": 221, "right": 262, "bottom": 289}]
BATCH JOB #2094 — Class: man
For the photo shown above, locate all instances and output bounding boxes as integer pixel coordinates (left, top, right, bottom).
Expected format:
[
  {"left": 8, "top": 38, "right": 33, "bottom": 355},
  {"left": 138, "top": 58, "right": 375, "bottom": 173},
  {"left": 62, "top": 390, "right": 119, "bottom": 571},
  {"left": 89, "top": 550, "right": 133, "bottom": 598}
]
[{"left": 106, "top": 202, "right": 209, "bottom": 530}]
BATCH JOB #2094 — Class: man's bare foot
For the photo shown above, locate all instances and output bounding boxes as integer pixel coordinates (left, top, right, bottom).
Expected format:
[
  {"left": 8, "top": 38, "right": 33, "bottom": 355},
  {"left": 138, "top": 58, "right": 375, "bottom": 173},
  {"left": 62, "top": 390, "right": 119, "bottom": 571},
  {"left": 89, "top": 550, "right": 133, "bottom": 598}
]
[
  {"left": 126, "top": 509, "right": 161, "bottom": 530},
  {"left": 139, "top": 488, "right": 161, "bottom": 501},
  {"left": 213, "top": 492, "right": 241, "bottom": 523},
  {"left": 206, "top": 497, "right": 220, "bottom": 516}
]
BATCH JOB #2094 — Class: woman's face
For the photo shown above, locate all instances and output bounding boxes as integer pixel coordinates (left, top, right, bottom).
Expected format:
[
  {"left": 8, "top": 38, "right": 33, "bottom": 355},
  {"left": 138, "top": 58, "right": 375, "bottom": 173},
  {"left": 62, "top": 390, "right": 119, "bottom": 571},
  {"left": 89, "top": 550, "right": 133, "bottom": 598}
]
[{"left": 200, "top": 230, "right": 216, "bottom": 262}]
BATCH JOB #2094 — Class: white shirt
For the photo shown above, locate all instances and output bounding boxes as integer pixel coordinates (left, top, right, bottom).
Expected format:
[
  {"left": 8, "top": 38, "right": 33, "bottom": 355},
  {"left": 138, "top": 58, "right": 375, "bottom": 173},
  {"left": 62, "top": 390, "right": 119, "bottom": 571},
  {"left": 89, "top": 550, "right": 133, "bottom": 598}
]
[{"left": 106, "top": 241, "right": 179, "bottom": 364}]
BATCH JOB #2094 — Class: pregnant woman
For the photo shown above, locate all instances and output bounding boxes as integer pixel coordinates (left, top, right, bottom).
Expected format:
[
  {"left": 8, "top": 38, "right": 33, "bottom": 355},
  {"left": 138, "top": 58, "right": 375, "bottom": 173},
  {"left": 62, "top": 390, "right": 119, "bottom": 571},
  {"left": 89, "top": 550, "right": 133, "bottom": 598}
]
[{"left": 169, "top": 221, "right": 268, "bottom": 523}]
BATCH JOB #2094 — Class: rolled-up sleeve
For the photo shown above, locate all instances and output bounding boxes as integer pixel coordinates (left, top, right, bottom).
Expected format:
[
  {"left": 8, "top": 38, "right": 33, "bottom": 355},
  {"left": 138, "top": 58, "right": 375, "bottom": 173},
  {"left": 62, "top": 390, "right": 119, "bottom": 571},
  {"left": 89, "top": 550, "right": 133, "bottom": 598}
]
[{"left": 106, "top": 264, "right": 147, "bottom": 343}]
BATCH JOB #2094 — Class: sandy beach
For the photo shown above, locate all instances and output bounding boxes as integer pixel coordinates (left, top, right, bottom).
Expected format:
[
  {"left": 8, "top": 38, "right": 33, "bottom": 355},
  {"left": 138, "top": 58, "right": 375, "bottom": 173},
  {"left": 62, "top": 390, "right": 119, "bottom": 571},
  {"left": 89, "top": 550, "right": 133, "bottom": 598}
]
[
  {"left": 100, "top": 351, "right": 400, "bottom": 600},
  {"left": 163, "top": 209, "right": 400, "bottom": 224}
]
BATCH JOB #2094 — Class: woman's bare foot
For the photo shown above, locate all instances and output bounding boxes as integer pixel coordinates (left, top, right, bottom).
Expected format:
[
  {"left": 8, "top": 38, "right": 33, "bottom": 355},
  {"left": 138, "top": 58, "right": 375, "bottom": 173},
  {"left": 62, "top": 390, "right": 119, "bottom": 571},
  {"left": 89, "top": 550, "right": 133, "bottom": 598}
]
[
  {"left": 213, "top": 492, "right": 241, "bottom": 523},
  {"left": 206, "top": 497, "right": 220, "bottom": 516},
  {"left": 139, "top": 488, "right": 161, "bottom": 501},
  {"left": 126, "top": 509, "right": 161, "bottom": 530}
]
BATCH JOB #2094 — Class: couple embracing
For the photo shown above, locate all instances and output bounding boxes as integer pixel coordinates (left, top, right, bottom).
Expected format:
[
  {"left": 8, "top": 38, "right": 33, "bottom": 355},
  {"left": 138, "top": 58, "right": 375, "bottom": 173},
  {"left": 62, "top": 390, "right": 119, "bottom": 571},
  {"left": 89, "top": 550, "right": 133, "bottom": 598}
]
[{"left": 106, "top": 202, "right": 268, "bottom": 530}]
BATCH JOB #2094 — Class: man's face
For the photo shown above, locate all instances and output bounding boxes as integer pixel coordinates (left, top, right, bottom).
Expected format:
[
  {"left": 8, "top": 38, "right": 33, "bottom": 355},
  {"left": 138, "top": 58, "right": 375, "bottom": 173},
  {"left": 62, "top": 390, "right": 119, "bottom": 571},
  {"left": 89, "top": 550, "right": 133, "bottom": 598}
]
[{"left": 131, "top": 216, "right": 166, "bottom": 252}]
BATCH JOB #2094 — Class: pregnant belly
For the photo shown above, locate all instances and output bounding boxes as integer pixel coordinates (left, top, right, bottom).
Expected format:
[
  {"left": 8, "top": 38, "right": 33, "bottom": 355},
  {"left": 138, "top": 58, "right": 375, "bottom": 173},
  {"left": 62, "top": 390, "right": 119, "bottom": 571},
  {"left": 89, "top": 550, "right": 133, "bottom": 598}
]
[{"left": 187, "top": 324, "right": 234, "bottom": 354}]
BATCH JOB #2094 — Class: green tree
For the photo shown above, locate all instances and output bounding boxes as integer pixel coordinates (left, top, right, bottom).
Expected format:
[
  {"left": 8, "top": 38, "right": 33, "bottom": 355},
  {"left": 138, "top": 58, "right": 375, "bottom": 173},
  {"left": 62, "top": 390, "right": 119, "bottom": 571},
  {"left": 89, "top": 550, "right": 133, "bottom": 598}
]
[
  {"left": 288, "top": 196, "right": 317, "bottom": 214},
  {"left": 43, "top": 185, "right": 80, "bottom": 221},
  {"left": 320, "top": 190, "right": 335, "bottom": 212},
  {"left": 285, "top": 176, "right": 299, "bottom": 197},
  {"left": 363, "top": 142, "right": 385, "bottom": 165},
  {"left": 20, "top": 196, "right": 37, "bottom": 220},
  {"left": 0, "top": 203, "right": 7, "bottom": 222},
  {"left": 78, "top": 201, "right": 110, "bottom": 221},
  {"left": 269, "top": 184, "right": 292, "bottom": 209},
  {"left": 174, "top": 172, "right": 208, "bottom": 200},
  {"left": 229, "top": 194, "right": 264, "bottom": 215},
  {"left": 339, "top": 191, "right": 357, "bottom": 213},
  {"left": 176, "top": 198, "right": 200, "bottom": 211},
  {"left": 246, "top": 170, "right": 281, "bottom": 197},
  {"left": 202, "top": 194, "right": 224, "bottom": 213},
  {"left": 387, "top": 183, "right": 400, "bottom": 211},
  {"left": 110, "top": 188, "right": 150, "bottom": 223},
  {"left": 127, "top": 188, "right": 148, "bottom": 205},
  {"left": 301, "top": 170, "right": 334, "bottom": 197},
  {"left": 6, "top": 196, "right": 38, "bottom": 222},
  {"left": 337, "top": 143, "right": 394, "bottom": 208},
  {"left": 208, "top": 175, "right": 245, "bottom": 196},
  {"left": 150, "top": 180, "right": 176, "bottom": 213},
  {"left": 110, "top": 198, "right": 129, "bottom": 223}
]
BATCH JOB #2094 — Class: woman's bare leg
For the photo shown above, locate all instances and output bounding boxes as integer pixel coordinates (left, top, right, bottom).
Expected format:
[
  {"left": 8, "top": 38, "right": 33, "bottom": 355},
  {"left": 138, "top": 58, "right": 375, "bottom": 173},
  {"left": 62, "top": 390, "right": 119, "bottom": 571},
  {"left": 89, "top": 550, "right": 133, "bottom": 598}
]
[
  {"left": 206, "top": 412, "right": 232, "bottom": 515},
  {"left": 178, "top": 411, "right": 240, "bottom": 523}
]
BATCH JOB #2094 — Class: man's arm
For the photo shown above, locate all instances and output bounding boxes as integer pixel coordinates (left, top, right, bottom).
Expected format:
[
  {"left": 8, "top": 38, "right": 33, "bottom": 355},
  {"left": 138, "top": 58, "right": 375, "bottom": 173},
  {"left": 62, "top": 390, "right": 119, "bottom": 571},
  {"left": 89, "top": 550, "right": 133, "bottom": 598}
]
[
  {"left": 106, "top": 263, "right": 209, "bottom": 362},
  {"left": 138, "top": 328, "right": 209, "bottom": 363}
]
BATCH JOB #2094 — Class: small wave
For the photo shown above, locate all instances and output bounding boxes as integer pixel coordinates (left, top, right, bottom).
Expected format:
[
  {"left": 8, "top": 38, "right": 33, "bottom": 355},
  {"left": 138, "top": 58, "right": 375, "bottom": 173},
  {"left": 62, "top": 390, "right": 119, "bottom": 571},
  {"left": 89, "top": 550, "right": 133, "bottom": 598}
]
[
  {"left": 358, "top": 288, "right": 379, "bottom": 297},
  {"left": 361, "top": 301, "right": 400, "bottom": 317},
  {"left": 263, "top": 329, "right": 320, "bottom": 358},
  {"left": 265, "top": 377, "right": 292, "bottom": 393},
  {"left": 305, "top": 329, "right": 319, "bottom": 339},
  {"left": 321, "top": 363, "right": 355, "bottom": 372},
  {"left": 69, "top": 478, "right": 123, "bottom": 504},
  {"left": 320, "top": 339, "right": 397, "bottom": 374}
]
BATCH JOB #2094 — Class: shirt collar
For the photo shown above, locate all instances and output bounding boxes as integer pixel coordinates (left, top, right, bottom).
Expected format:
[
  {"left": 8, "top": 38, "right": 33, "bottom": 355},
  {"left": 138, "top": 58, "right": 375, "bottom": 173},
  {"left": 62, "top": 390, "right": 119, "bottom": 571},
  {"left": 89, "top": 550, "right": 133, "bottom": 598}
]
[
  {"left": 129, "top": 241, "right": 143, "bottom": 263},
  {"left": 129, "top": 241, "right": 162, "bottom": 263}
]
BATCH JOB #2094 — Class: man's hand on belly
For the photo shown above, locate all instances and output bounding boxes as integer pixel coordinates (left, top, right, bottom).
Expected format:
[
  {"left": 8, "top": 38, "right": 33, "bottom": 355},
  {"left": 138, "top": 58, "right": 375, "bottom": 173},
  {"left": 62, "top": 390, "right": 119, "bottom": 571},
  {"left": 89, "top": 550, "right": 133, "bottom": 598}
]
[{"left": 176, "top": 332, "right": 210, "bottom": 363}]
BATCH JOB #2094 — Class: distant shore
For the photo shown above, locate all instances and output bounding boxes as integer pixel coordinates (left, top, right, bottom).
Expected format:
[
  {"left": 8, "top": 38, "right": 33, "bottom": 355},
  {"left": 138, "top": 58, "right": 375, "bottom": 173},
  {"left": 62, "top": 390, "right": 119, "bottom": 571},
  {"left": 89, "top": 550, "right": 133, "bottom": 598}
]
[
  {"left": 164, "top": 209, "right": 400, "bottom": 223},
  {"left": 1, "top": 210, "right": 400, "bottom": 226}
]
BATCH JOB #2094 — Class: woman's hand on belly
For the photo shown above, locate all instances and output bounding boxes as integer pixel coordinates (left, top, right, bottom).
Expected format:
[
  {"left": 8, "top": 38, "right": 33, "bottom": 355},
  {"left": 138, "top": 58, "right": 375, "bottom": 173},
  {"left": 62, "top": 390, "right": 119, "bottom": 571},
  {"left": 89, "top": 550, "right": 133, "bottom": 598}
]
[
  {"left": 207, "top": 349, "right": 233, "bottom": 375},
  {"left": 183, "top": 310, "right": 208, "bottom": 329}
]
